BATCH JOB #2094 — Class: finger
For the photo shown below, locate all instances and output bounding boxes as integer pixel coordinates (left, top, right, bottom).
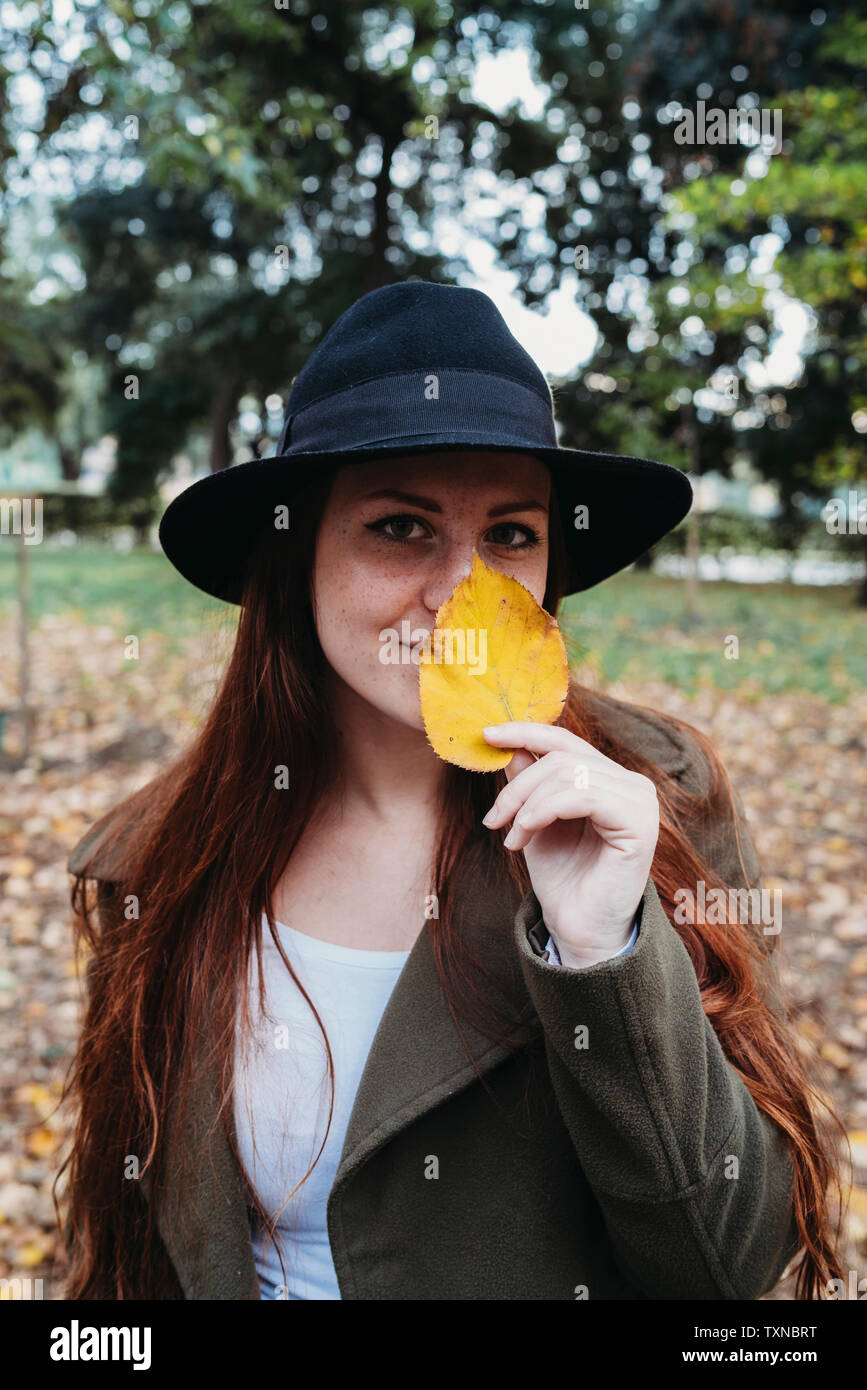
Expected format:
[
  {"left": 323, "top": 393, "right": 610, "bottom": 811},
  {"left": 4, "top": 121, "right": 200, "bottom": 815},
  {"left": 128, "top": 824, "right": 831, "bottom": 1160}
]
[
  {"left": 484, "top": 721, "right": 659, "bottom": 801},
  {"left": 482, "top": 720, "right": 625, "bottom": 775},
  {"left": 496, "top": 749, "right": 559, "bottom": 808},
  {"left": 502, "top": 780, "right": 657, "bottom": 852},
  {"left": 484, "top": 754, "right": 647, "bottom": 829}
]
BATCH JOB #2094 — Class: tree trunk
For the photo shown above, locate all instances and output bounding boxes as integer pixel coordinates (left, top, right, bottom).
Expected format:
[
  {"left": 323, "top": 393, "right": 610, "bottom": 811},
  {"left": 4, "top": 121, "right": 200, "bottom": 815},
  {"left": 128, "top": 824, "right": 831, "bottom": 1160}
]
[
  {"left": 681, "top": 404, "right": 701, "bottom": 623},
  {"left": 209, "top": 376, "right": 239, "bottom": 473},
  {"left": 362, "top": 130, "right": 399, "bottom": 295},
  {"left": 17, "top": 526, "right": 32, "bottom": 759},
  {"left": 684, "top": 508, "right": 700, "bottom": 622},
  {"left": 58, "top": 442, "right": 81, "bottom": 482}
]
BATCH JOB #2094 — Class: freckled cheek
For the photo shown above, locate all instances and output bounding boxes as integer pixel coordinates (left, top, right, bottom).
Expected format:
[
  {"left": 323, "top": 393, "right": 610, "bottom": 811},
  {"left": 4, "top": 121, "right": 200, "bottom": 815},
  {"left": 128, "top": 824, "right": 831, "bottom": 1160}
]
[
  {"left": 532, "top": 561, "right": 550, "bottom": 605},
  {"left": 511, "top": 547, "right": 549, "bottom": 606},
  {"left": 314, "top": 564, "right": 411, "bottom": 657}
]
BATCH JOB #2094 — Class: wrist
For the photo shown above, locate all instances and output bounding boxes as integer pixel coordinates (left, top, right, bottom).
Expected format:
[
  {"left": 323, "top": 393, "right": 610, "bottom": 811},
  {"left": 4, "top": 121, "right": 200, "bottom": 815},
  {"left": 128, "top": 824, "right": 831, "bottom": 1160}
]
[
  {"left": 553, "top": 938, "right": 632, "bottom": 969},
  {"left": 547, "top": 916, "right": 636, "bottom": 969}
]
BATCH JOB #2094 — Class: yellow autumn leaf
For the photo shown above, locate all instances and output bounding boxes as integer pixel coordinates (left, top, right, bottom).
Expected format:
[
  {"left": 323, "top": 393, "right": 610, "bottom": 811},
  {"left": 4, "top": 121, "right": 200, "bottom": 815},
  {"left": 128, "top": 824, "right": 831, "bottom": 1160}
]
[
  {"left": 796, "top": 1017, "right": 822, "bottom": 1042},
  {"left": 819, "top": 1041, "right": 851, "bottom": 1070},
  {"left": 419, "top": 550, "right": 568, "bottom": 772},
  {"left": 15, "top": 1082, "right": 55, "bottom": 1119},
  {"left": 14, "top": 1242, "right": 49, "bottom": 1269},
  {"left": 850, "top": 950, "right": 867, "bottom": 977},
  {"left": 27, "top": 1127, "right": 59, "bottom": 1158},
  {"left": 847, "top": 1131, "right": 867, "bottom": 1167},
  {"left": 848, "top": 1185, "right": 867, "bottom": 1216},
  {"left": 51, "top": 817, "right": 83, "bottom": 837}
]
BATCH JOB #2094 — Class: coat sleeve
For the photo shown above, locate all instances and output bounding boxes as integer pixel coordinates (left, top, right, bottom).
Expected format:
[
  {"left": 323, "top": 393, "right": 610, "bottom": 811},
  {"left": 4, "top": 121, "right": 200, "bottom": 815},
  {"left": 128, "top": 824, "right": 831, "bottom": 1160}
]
[{"left": 512, "top": 746, "right": 802, "bottom": 1301}]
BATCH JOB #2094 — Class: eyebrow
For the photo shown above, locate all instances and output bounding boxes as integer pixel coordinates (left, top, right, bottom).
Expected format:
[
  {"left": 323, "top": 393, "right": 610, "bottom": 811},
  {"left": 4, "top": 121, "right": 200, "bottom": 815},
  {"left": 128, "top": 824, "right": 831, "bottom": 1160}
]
[{"left": 359, "top": 488, "right": 549, "bottom": 518}]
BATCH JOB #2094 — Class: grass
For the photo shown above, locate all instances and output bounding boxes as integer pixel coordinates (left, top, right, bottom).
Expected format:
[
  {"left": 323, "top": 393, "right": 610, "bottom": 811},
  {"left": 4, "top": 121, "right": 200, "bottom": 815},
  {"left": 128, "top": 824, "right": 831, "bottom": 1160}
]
[
  {"left": 561, "top": 572, "right": 866, "bottom": 701},
  {"left": 0, "top": 543, "right": 227, "bottom": 639},
  {"left": 1, "top": 543, "right": 864, "bottom": 702}
]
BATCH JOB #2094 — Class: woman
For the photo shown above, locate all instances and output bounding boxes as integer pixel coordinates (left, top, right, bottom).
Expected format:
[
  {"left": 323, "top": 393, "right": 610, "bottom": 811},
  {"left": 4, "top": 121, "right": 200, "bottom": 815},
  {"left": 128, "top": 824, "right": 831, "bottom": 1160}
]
[{"left": 60, "top": 282, "right": 845, "bottom": 1300}]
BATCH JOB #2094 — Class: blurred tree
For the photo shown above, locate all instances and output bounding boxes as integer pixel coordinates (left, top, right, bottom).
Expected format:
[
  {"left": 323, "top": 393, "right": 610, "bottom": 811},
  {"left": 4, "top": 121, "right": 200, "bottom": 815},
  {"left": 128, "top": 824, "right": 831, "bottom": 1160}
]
[
  {"left": 0, "top": 18, "right": 67, "bottom": 457},
  {"left": 2, "top": 0, "right": 862, "bottom": 615},
  {"left": 540, "top": 2, "right": 863, "bottom": 604},
  {"left": 663, "top": 12, "right": 867, "bottom": 599},
  {"left": 29, "top": 0, "right": 610, "bottom": 505}
]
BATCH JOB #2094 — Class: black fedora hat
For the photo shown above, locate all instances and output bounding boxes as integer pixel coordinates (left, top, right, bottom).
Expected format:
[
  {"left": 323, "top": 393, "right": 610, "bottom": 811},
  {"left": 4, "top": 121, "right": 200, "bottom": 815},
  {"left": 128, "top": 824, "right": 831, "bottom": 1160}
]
[{"left": 158, "top": 281, "right": 692, "bottom": 603}]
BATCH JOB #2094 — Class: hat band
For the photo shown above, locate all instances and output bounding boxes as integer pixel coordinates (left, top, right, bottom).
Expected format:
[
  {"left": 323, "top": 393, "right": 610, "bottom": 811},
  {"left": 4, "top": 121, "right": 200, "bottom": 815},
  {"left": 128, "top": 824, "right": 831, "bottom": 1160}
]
[{"left": 279, "top": 369, "right": 558, "bottom": 455}]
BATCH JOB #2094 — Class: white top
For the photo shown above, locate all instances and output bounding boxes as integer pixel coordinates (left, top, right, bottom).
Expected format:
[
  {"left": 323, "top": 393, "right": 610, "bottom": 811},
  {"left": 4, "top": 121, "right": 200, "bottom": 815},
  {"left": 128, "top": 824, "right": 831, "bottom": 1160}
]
[
  {"left": 233, "top": 914, "right": 638, "bottom": 1300},
  {"left": 233, "top": 917, "right": 411, "bottom": 1300}
]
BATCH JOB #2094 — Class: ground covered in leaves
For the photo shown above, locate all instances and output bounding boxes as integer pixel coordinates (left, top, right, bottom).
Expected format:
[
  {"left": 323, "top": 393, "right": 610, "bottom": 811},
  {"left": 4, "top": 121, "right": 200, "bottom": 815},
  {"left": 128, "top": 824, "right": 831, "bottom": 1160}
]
[{"left": 0, "top": 554, "right": 865, "bottom": 1301}]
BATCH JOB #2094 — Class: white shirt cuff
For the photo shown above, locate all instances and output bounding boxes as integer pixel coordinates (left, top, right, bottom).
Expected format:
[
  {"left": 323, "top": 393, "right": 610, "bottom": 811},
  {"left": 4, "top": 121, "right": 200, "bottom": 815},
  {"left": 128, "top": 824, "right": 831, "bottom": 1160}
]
[{"left": 544, "top": 915, "right": 639, "bottom": 966}]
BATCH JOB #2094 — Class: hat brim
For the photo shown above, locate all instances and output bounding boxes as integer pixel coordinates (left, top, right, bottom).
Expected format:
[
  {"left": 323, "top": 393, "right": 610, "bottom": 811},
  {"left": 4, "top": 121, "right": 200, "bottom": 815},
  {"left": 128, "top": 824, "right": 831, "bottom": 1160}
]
[{"left": 158, "top": 438, "right": 693, "bottom": 604}]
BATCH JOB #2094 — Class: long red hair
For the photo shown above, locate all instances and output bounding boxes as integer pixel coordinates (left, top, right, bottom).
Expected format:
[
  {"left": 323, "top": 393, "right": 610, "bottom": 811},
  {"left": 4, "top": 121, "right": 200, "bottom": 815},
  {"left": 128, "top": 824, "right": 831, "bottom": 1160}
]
[{"left": 57, "top": 465, "right": 848, "bottom": 1299}]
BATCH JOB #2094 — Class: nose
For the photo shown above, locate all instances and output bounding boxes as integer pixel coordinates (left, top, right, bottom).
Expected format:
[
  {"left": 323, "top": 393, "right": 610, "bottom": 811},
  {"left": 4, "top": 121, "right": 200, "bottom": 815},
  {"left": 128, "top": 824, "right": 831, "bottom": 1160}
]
[{"left": 421, "top": 545, "right": 479, "bottom": 616}]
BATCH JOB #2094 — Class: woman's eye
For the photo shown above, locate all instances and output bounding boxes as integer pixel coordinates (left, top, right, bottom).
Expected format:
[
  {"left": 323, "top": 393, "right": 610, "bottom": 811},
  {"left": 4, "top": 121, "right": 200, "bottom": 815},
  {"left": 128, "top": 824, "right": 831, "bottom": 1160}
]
[
  {"left": 486, "top": 523, "right": 542, "bottom": 549},
  {"left": 366, "top": 514, "right": 429, "bottom": 541},
  {"left": 365, "top": 516, "right": 542, "bottom": 548}
]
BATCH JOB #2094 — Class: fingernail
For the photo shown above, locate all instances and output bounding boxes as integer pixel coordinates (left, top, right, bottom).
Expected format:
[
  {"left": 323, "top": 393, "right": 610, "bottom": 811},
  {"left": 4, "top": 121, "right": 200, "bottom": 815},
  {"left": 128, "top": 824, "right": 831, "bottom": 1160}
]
[{"left": 503, "top": 828, "right": 516, "bottom": 848}]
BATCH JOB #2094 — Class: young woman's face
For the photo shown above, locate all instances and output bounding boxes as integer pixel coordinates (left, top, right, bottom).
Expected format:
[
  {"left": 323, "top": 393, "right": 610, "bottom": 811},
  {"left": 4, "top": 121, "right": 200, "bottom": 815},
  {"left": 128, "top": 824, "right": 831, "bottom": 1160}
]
[{"left": 310, "top": 451, "right": 552, "bottom": 732}]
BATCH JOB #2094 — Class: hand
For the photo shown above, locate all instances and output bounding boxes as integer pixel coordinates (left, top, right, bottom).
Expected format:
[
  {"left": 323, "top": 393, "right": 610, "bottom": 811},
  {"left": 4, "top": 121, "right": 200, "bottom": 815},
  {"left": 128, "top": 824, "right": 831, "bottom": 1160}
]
[{"left": 481, "top": 722, "right": 660, "bottom": 967}]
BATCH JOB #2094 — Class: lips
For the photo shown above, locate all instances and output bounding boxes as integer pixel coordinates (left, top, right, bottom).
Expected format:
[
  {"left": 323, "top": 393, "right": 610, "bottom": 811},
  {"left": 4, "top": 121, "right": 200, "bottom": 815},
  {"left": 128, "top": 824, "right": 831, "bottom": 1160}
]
[{"left": 398, "top": 635, "right": 432, "bottom": 661}]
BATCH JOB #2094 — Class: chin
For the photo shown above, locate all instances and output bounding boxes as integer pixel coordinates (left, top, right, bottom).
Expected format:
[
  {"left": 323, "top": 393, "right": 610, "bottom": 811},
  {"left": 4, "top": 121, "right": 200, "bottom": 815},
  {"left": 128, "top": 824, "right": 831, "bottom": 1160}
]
[
  {"left": 383, "top": 690, "right": 429, "bottom": 735},
  {"left": 393, "top": 699, "right": 428, "bottom": 734},
  {"left": 349, "top": 674, "right": 427, "bottom": 734}
]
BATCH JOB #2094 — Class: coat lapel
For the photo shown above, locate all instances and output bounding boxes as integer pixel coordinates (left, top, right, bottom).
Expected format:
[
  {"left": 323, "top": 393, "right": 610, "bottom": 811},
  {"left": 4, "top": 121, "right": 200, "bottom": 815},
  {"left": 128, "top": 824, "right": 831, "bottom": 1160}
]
[{"left": 329, "top": 849, "right": 540, "bottom": 1202}]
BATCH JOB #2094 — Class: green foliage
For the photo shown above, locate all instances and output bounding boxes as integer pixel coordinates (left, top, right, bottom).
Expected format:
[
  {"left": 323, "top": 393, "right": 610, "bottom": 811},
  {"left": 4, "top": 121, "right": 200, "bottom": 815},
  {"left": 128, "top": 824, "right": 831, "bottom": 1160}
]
[
  {"left": 652, "top": 11, "right": 867, "bottom": 501},
  {"left": 550, "top": 3, "right": 867, "bottom": 567},
  {"left": 15, "top": 0, "right": 596, "bottom": 502},
  {"left": 0, "top": 280, "right": 65, "bottom": 442},
  {"left": 38, "top": 493, "right": 160, "bottom": 536},
  {"left": 0, "top": 543, "right": 227, "bottom": 641},
  {"left": 657, "top": 508, "right": 865, "bottom": 556},
  {"left": 561, "top": 571, "right": 866, "bottom": 703}
]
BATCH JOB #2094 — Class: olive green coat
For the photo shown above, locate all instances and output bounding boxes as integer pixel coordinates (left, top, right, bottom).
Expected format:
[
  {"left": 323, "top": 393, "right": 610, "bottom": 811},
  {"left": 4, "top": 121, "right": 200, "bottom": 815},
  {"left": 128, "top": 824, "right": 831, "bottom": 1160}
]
[{"left": 67, "top": 691, "right": 800, "bottom": 1300}]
